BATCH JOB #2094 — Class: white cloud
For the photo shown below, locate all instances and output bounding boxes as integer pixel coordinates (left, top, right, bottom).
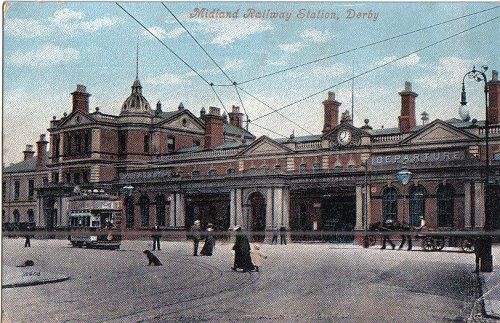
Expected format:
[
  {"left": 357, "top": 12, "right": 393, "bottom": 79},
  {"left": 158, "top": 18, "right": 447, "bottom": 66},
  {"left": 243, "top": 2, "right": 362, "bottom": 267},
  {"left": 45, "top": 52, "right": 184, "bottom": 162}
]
[
  {"left": 278, "top": 42, "right": 305, "bottom": 53},
  {"left": 191, "top": 19, "right": 273, "bottom": 46},
  {"left": 9, "top": 44, "right": 80, "bottom": 68},
  {"left": 300, "top": 29, "right": 333, "bottom": 43},
  {"left": 50, "top": 8, "right": 85, "bottom": 24},
  {"left": 144, "top": 72, "right": 191, "bottom": 86},
  {"left": 416, "top": 56, "right": 474, "bottom": 90},
  {"left": 265, "top": 59, "right": 287, "bottom": 66},
  {"left": 50, "top": 8, "right": 120, "bottom": 35},
  {"left": 222, "top": 59, "right": 245, "bottom": 72},
  {"left": 372, "top": 53, "right": 421, "bottom": 68},
  {"left": 143, "top": 26, "right": 167, "bottom": 40},
  {"left": 4, "top": 18, "right": 51, "bottom": 38},
  {"left": 166, "top": 27, "right": 185, "bottom": 38}
]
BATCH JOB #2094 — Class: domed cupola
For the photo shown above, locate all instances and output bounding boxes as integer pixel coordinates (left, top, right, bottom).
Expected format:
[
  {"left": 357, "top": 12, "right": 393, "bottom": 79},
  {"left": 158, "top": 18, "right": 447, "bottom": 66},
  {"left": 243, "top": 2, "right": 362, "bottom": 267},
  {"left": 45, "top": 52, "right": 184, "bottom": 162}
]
[{"left": 120, "top": 78, "right": 152, "bottom": 115}]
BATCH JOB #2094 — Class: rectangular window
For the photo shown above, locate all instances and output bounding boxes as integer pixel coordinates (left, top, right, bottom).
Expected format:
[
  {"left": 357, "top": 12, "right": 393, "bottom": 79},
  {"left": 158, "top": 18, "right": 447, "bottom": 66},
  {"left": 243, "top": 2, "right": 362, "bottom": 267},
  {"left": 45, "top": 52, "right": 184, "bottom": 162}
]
[
  {"left": 74, "top": 173, "right": 81, "bottom": 185},
  {"left": 167, "top": 136, "right": 175, "bottom": 153},
  {"left": 66, "top": 173, "right": 71, "bottom": 184},
  {"left": 119, "top": 132, "right": 127, "bottom": 154},
  {"left": 144, "top": 135, "right": 150, "bottom": 153},
  {"left": 299, "top": 164, "right": 306, "bottom": 172},
  {"left": 313, "top": 163, "right": 321, "bottom": 171},
  {"left": 193, "top": 139, "right": 201, "bottom": 146},
  {"left": 53, "top": 172, "right": 59, "bottom": 183},
  {"left": 42, "top": 177, "right": 48, "bottom": 186},
  {"left": 14, "top": 181, "right": 20, "bottom": 200},
  {"left": 55, "top": 137, "right": 60, "bottom": 157},
  {"left": 2, "top": 181, "right": 6, "bottom": 200},
  {"left": 28, "top": 179, "right": 35, "bottom": 199}
]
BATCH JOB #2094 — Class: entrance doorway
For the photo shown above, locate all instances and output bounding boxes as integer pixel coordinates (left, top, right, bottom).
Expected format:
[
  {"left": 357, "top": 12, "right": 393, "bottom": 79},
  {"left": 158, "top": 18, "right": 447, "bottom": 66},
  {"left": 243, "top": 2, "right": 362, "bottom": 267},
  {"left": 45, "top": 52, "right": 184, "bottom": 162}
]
[
  {"left": 43, "top": 198, "right": 57, "bottom": 230},
  {"left": 185, "top": 194, "right": 230, "bottom": 237},
  {"left": 248, "top": 192, "right": 266, "bottom": 242},
  {"left": 321, "top": 195, "right": 356, "bottom": 242}
]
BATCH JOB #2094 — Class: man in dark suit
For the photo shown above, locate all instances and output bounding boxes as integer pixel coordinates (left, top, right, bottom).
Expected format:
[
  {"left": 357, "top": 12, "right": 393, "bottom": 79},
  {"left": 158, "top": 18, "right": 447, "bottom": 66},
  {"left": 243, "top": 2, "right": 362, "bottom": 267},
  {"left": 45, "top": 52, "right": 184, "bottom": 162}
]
[{"left": 152, "top": 223, "right": 161, "bottom": 251}]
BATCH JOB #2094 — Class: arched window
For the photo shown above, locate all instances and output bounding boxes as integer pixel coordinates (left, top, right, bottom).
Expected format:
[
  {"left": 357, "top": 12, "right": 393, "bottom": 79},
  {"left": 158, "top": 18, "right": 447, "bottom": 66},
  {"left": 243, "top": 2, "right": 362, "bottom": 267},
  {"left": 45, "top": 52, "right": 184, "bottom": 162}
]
[
  {"left": 208, "top": 170, "right": 217, "bottom": 176},
  {"left": 437, "top": 184, "right": 454, "bottom": 227},
  {"left": 382, "top": 187, "right": 398, "bottom": 221},
  {"left": 155, "top": 195, "right": 166, "bottom": 226},
  {"left": 140, "top": 195, "right": 150, "bottom": 227},
  {"left": 313, "top": 163, "right": 321, "bottom": 171},
  {"left": 192, "top": 170, "right": 200, "bottom": 177},
  {"left": 409, "top": 185, "right": 426, "bottom": 227},
  {"left": 2, "top": 210, "right": 6, "bottom": 223},
  {"left": 227, "top": 168, "right": 235, "bottom": 175},
  {"left": 125, "top": 196, "right": 134, "bottom": 228},
  {"left": 13, "top": 210, "right": 20, "bottom": 223},
  {"left": 27, "top": 209, "right": 35, "bottom": 223},
  {"left": 299, "top": 164, "right": 306, "bottom": 172}
]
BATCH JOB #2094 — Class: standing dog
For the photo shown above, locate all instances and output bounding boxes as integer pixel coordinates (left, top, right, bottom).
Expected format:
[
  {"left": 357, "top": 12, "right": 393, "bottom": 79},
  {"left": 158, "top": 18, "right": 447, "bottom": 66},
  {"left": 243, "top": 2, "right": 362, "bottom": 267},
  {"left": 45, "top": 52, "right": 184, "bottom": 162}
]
[{"left": 143, "top": 250, "right": 162, "bottom": 266}]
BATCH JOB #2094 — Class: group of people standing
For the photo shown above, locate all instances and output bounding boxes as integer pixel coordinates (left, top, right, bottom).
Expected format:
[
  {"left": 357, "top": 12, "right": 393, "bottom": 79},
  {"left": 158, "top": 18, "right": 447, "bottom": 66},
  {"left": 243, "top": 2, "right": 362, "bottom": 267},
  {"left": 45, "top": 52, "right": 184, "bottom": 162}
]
[{"left": 189, "top": 220, "right": 215, "bottom": 256}]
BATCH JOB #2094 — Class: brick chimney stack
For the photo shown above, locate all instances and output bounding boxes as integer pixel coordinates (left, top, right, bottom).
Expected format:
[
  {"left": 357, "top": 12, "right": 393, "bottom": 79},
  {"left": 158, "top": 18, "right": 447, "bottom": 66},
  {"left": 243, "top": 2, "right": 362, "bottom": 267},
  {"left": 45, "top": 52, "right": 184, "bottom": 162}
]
[
  {"left": 228, "top": 105, "right": 244, "bottom": 128},
  {"left": 36, "top": 134, "right": 48, "bottom": 169},
  {"left": 204, "top": 107, "right": 225, "bottom": 149},
  {"left": 323, "top": 91, "right": 341, "bottom": 133},
  {"left": 23, "top": 144, "right": 34, "bottom": 160},
  {"left": 398, "top": 81, "right": 418, "bottom": 133},
  {"left": 488, "top": 70, "right": 500, "bottom": 124},
  {"left": 71, "top": 84, "right": 91, "bottom": 114}
]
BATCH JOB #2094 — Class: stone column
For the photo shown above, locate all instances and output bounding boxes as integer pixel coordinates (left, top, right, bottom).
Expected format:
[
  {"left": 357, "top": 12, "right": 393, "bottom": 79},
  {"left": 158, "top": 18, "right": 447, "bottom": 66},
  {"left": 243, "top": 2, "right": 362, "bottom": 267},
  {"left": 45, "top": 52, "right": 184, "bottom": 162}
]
[
  {"left": 58, "top": 135, "right": 64, "bottom": 163},
  {"left": 282, "top": 187, "right": 290, "bottom": 229},
  {"left": 175, "top": 193, "right": 185, "bottom": 227},
  {"left": 236, "top": 189, "right": 243, "bottom": 226},
  {"left": 91, "top": 129, "right": 101, "bottom": 159},
  {"left": 230, "top": 189, "right": 236, "bottom": 227},
  {"left": 266, "top": 188, "right": 273, "bottom": 229},
  {"left": 273, "top": 187, "right": 283, "bottom": 226},
  {"left": 168, "top": 195, "right": 175, "bottom": 227},
  {"left": 355, "top": 185, "right": 363, "bottom": 230},
  {"left": 366, "top": 185, "right": 372, "bottom": 227},
  {"left": 464, "top": 182, "right": 472, "bottom": 228},
  {"left": 474, "top": 182, "right": 485, "bottom": 228}
]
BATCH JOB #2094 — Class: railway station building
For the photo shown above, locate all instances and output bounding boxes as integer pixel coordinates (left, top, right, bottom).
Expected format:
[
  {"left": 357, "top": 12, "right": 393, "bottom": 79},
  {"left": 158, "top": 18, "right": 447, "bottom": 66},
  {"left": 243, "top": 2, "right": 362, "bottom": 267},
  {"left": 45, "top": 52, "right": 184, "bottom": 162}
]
[{"left": 3, "top": 71, "right": 500, "bottom": 241}]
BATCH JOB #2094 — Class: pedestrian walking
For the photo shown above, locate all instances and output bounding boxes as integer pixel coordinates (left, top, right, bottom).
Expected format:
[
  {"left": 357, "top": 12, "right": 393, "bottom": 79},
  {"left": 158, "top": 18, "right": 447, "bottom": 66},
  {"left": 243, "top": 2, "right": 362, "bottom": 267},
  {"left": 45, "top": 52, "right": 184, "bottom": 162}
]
[
  {"left": 271, "top": 226, "right": 278, "bottom": 245},
  {"left": 250, "top": 244, "right": 267, "bottom": 272},
  {"left": 200, "top": 223, "right": 215, "bottom": 256},
  {"left": 380, "top": 219, "right": 395, "bottom": 250},
  {"left": 151, "top": 223, "right": 161, "bottom": 251},
  {"left": 279, "top": 226, "right": 287, "bottom": 245},
  {"left": 24, "top": 223, "right": 32, "bottom": 248},
  {"left": 231, "top": 226, "right": 254, "bottom": 272},
  {"left": 190, "top": 220, "right": 201, "bottom": 256}
]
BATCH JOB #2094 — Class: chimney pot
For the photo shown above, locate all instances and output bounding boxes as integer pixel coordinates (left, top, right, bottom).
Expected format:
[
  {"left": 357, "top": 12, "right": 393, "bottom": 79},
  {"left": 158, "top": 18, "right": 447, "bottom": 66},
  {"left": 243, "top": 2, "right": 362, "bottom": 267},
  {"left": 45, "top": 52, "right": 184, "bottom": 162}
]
[
  {"left": 323, "top": 92, "right": 341, "bottom": 132},
  {"left": 208, "top": 106, "right": 221, "bottom": 116},
  {"left": 71, "top": 84, "right": 91, "bottom": 114},
  {"left": 488, "top": 69, "right": 500, "bottom": 124},
  {"left": 398, "top": 81, "right": 418, "bottom": 133}
]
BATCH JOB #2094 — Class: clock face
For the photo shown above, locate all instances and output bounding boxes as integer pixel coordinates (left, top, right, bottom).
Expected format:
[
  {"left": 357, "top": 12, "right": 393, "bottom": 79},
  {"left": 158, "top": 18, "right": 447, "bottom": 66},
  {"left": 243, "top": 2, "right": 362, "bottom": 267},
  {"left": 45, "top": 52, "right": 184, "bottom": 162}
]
[{"left": 338, "top": 129, "right": 352, "bottom": 146}]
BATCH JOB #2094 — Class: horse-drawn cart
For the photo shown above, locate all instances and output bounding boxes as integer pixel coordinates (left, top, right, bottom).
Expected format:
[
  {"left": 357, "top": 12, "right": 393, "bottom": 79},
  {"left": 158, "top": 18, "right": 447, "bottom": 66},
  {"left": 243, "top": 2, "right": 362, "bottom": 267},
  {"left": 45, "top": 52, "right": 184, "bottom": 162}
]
[{"left": 363, "top": 223, "right": 476, "bottom": 253}]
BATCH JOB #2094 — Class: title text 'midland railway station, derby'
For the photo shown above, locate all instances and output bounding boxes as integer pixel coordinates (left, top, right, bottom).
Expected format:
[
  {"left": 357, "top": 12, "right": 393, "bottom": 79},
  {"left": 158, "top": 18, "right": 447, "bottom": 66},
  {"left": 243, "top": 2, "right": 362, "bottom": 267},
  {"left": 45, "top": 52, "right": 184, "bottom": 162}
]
[{"left": 3, "top": 70, "right": 500, "bottom": 241}]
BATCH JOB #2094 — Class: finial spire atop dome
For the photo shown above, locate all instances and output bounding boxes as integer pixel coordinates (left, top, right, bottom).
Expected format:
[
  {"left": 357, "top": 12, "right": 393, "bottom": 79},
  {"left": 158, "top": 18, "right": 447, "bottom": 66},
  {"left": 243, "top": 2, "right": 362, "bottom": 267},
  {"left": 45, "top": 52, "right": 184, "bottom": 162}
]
[{"left": 135, "top": 41, "right": 139, "bottom": 80}]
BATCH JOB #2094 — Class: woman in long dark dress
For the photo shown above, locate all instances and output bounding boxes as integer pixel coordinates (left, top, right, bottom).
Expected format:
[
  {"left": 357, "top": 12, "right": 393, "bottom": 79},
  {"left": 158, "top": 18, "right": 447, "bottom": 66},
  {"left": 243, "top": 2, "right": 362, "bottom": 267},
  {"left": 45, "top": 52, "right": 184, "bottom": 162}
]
[
  {"left": 231, "top": 226, "right": 254, "bottom": 272},
  {"left": 200, "top": 224, "right": 215, "bottom": 256}
]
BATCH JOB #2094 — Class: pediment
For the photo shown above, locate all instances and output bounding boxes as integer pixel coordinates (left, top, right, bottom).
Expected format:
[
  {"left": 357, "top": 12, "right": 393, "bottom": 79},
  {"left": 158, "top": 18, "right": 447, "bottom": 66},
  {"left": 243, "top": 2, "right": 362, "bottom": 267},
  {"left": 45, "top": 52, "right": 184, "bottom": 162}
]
[
  {"left": 400, "top": 120, "right": 478, "bottom": 144},
  {"left": 159, "top": 111, "right": 204, "bottom": 132},
  {"left": 238, "top": 136, "right": 292, "bottom": 156},
  {"left": 57, "top": 111, "right": 95, "bottom": 128}
]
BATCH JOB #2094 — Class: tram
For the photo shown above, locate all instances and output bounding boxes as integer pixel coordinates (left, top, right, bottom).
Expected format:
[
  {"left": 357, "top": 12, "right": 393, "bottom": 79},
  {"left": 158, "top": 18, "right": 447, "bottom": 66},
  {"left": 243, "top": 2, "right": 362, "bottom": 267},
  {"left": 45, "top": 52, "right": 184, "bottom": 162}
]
[{"left": 67, "top": 190, "right": 122, "bottom": 249}]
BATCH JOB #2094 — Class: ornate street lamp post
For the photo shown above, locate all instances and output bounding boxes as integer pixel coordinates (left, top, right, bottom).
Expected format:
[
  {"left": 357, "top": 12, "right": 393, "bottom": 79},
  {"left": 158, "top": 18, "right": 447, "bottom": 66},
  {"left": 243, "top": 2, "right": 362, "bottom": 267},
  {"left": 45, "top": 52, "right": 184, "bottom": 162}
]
[
  {"left": 396, "top": 168, "right": 412, "bottom": 224},
  {"left": 461, "top": 65, "right": 493, "bottom": 272}
]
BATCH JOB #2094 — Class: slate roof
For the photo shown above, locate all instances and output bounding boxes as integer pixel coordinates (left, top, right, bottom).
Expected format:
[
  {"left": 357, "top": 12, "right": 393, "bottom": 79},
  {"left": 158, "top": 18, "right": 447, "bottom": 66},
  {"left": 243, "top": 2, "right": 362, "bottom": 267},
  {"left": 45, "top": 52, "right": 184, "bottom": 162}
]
[
  {"left": 223, "top": 123, "right": 255, "bottom": 139},
  {"left": 3, "top": 156, "right": 50, "bottom": 173},
  {"left": 176, "top": 146, "right": 203, "bottom": 153},
  {"left": 275, "top": 135, "right": 321, "bottom": 143}
]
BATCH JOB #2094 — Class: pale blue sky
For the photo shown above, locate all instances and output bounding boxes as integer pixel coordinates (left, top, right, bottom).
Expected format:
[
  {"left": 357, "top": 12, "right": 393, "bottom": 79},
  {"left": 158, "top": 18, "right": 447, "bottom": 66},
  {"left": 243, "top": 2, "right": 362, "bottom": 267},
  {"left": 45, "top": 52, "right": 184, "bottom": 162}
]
[{"left": 3, "top": 2, "right": 500, "bottom": 164}]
